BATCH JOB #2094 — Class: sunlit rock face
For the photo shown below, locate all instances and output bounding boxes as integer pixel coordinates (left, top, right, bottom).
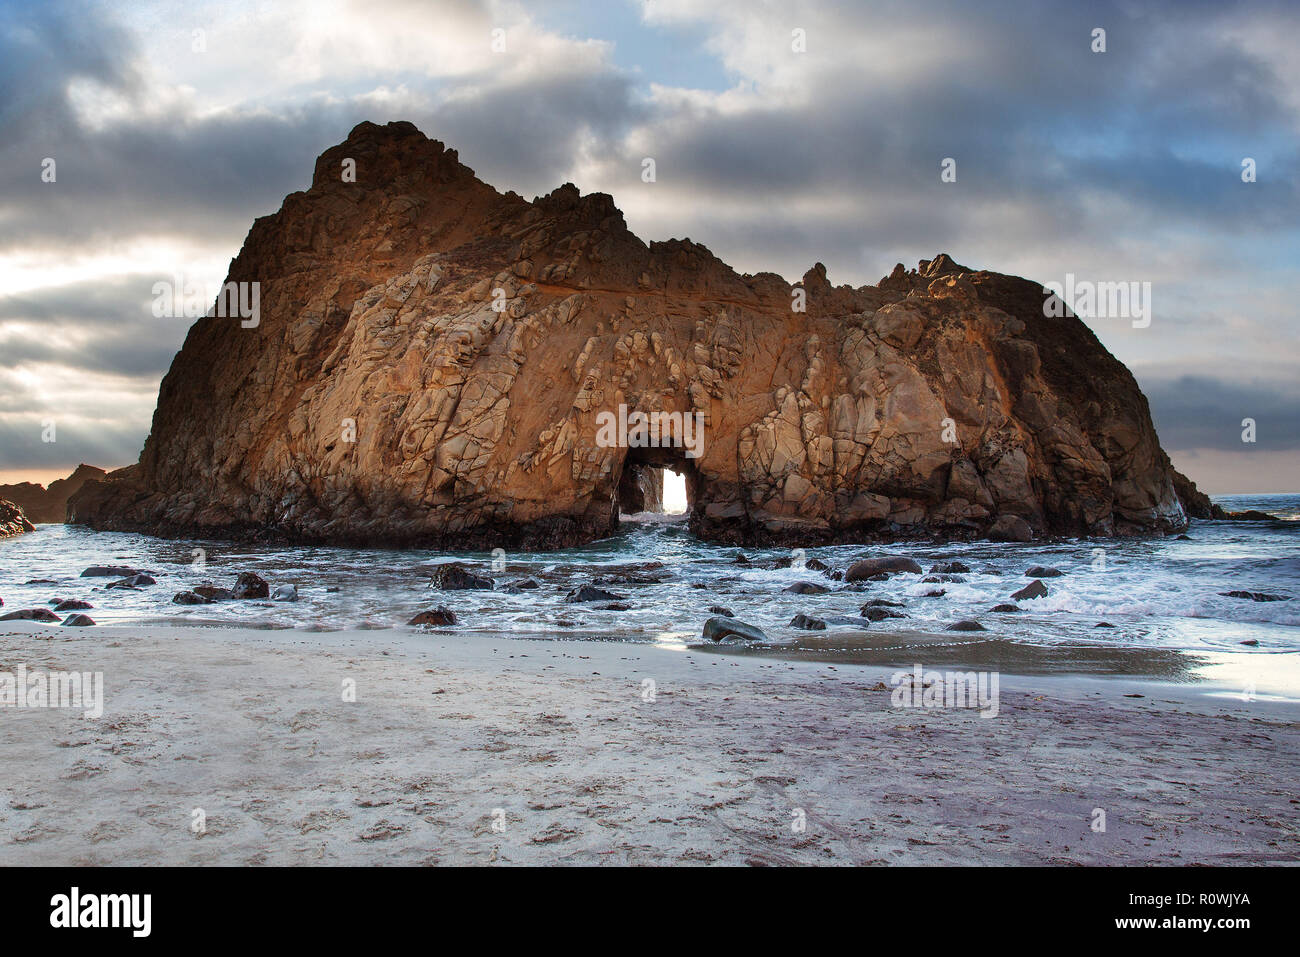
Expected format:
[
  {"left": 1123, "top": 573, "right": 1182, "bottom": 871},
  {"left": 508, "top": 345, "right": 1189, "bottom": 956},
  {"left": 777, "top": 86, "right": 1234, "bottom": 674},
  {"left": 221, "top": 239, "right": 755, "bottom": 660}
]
[{"left": 70, "top": 121, "right": 1204, "bottom": 548}]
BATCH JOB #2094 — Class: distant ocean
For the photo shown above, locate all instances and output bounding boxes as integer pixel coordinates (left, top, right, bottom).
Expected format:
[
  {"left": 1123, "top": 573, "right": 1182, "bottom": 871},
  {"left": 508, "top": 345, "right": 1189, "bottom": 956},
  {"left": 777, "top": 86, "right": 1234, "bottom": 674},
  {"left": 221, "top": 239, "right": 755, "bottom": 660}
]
[{"left": 2, "top": 493, "right": 1296, "bottom": 676}]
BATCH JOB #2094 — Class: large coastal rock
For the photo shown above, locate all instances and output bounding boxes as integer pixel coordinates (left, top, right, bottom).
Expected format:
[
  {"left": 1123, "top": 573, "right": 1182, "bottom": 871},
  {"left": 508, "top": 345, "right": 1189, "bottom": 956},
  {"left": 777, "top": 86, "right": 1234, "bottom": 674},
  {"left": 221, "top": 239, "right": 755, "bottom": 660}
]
[
  {"left": 1, "top": 500, "right": 36, "bottom": 538},
  {"left": 0, "top": 464, "right": 107, "bottom": 524},
  {"left": 70, "top": 121, "right": 1206, "bottom": 548}
]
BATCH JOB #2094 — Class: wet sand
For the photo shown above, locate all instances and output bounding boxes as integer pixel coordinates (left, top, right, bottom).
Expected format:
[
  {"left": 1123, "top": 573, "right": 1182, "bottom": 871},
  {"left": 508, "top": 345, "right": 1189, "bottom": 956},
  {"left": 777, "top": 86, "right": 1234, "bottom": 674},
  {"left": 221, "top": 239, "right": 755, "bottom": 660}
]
[{"left": 1, "top": 622, "right": 1297, "bottom": 865}]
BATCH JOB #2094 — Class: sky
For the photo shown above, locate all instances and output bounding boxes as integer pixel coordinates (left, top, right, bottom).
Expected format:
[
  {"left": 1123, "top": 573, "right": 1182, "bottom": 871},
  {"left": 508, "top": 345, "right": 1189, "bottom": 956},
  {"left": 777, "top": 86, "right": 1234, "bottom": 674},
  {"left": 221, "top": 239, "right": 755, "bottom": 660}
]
[{"left": 1, "top": 0, "right": 1297, "bottom": 493}]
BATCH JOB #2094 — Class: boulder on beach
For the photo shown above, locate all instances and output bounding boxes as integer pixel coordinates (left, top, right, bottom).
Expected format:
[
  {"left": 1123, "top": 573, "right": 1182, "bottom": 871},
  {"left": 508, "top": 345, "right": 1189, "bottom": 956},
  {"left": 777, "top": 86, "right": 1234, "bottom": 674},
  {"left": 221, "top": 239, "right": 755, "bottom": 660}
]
[
  {"left": 173, "top": 591, "right": 209, "bottom": 605},
  {"left": 53, "top": 599, "right": 93, "bottom": 611},
  {"left": 504, "top": 579, "right": 539, "bottom": 590},
  {"left": 702, "top": 616, "right": 769, "bottom": 642},
  {"left": 845, "top": 557, "right": 923, "bottom": 581},
  {"left": 789, "top": 613, "right": 827, "bottom": 630},
  {"left": 708, "top": 606, "right": 735, "bottom": 617},
  {"left": 429, "top": 562, "right": 494, "bottom": 591},
  {"left": 232, "top": 572, "right": 270, "bottom": 599},
  {"left": 0, "top": 608, "right": 62, "bottom": 623},
  {"left": 946, "top": 620, "right": 987, "bottom": 632},
  {"left": 409, "top": 606, "right": 458, "bottom": 626},
  {"left": 990, "top": 603, "right": 1021, "bottom": 612},
  {"left": 862, "top": 598, "right": 905, "bottom": 608},
  {"left": 61, "top": 614, "right": 95, "bottom": 627},
  {"left": 1012, "top": 580, "right": 1048, "bottom": 600},
  {"left": 804, "top": 558, "right": 830, "bottom": 571}
]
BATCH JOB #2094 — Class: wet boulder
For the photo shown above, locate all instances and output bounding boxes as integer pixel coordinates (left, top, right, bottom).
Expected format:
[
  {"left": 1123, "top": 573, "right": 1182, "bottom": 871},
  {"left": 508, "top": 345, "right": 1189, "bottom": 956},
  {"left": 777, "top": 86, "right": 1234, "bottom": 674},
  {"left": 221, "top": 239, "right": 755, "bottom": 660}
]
[
  {"left": 789, "top": 614, "right": 827, "bottom": 630},
  {"left": 429, "top": 562, "right": 494, "bottom": 591},
  {"left": 232, "top": 572, "right": 270, "bottom": 599},
  {"left": 946, "top": 620, "right": 987, "bottom": 632},
  {"left": 409, "top": 606, "right": 458, "bottom": 626},
  {"left": 54, "top": 599, "right": 93, "bottom": 611},
  {"left": 80, "top": 566, "right": 141, "bottom": 578},
  {"left": 783, "top": 581, "right": 830, "bottom": 594},
  {"left": 702, "top": 616, "right": 769, "bottom": 642},
  {"left": 845, "top": 557, "right": 923, "bottom": 581},
  {"left": 271, "top": 584, "right": 298, "bottom": 602},
  {"left": 1024, "top": 566, "right": 1064, "bottom": 578},
  {"left": 565, "top": 584, "right": 624, "bottom": 603},
  {"left": 61, "top": 614, "right": 95, "bottom": 627},
  {"left": 1011, "top": 580, "right": 1048, "bottom": 600},
  {"left": 173, "top": 591, "right": 209, "bottom": 605},
  {"left": 0, "top": 607, "right": 62, "bottom": 622}
]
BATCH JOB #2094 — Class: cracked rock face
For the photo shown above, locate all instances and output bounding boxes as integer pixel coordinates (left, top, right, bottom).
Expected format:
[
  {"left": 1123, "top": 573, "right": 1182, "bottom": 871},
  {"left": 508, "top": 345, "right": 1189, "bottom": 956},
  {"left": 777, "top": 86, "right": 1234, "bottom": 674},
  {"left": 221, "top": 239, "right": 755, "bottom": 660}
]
[{"left": 70, "top": 121, "right": 1204, "bottom": 548}]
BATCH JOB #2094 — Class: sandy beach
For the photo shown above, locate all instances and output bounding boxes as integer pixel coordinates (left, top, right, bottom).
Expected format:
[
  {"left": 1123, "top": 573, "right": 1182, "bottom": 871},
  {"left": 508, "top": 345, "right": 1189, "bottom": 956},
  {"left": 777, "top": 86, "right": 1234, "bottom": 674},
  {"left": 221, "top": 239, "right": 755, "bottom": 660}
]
[{"left": 1, "top": 621, "right": 1296, "bottom": 865}]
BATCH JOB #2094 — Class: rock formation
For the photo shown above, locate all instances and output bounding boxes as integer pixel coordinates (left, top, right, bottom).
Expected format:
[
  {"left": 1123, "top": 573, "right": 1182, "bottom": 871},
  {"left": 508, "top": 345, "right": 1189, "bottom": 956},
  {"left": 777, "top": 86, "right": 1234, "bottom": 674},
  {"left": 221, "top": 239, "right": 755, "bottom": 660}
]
[
  {"left": 0, "top": 464, "right": 107, "bottom": 524},
  {"left": 1, "top": 500, "right": 35, "bottom": 538},
  {"left": 71, "top": 121, "right": 1210, "bottom": 548}
]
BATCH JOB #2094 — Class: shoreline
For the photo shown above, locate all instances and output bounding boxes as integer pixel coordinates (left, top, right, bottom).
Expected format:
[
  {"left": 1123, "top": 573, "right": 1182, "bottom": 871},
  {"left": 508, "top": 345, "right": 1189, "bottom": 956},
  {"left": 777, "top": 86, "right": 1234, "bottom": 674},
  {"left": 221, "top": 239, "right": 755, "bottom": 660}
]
[{"left": 2, "top": 622, "right": 1296, "bottom": 865}]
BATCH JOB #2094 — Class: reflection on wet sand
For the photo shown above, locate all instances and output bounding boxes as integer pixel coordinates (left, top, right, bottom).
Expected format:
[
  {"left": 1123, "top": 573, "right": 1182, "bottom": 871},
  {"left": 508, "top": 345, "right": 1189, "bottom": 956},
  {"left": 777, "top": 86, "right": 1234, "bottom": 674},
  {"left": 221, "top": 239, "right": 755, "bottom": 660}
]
[{"left": 692, "top": 629, "right": 1207, "bottom": 681}]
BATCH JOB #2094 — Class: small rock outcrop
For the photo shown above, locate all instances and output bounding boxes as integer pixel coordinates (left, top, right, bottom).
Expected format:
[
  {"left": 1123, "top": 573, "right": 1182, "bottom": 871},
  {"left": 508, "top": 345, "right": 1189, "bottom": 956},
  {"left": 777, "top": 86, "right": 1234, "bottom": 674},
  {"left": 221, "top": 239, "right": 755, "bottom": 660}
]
[
  {"left": 0, "top": 500, "right": 35, "bottom": 538},
  {"left": 0, "top": 465, "right": 106, "bottom": 524},
  {"left": 67, "top": 122, "right": 1208, "bottom": 548}
]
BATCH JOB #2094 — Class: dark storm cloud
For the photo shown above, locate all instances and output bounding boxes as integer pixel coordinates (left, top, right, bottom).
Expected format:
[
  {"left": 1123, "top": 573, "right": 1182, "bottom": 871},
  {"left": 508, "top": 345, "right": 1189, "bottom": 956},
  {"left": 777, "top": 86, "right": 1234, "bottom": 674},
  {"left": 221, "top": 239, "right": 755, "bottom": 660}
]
[
  {"left": 0, "top": 275, "right": 185, "bottom": 376},
  {"left": 1144, "top": 374, "right": 1300, "bottom": 452}
]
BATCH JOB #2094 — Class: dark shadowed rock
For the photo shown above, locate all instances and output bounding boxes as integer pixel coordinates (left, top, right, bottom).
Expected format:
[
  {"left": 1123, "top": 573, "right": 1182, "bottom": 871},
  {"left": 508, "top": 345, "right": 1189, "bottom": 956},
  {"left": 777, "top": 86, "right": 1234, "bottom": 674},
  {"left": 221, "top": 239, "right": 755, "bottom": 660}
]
[
  {"left": 946, "top": 620, "right": 987, "bottom": 632},
  {"left": 429, "top": 562, "right": 494, "bottom": 590},
  {"left": 194, "top": 585, "right": 235, "bottom": 601},
  {"left": 107, "top": 574, "right": 156, "bottom": 589},
  {"left": 0, "top": 608, "right": 62, "bottom": 622},
  {"left": 783, "top": 581, "right": 830, "bottom": 594},
  {"left": 409, "top": 606, "right": 458, "bottom": 626},
  {"left": 860, "top": 605, "right": 905, "bottom": 621},
  {"left": 232, "top": 572, "right": 270, "bottom": 599},
  {"left": 862, "top": 598, "right": 905, "bottom": 608},
  {"left": 702, "top": 617, "right": 769, "bottom": 642},
  {"left": 789, "top": 614, "right": 827, "bottom": 630},
  {"left": 929, "top": 561, "right": 970, "bottom": 574},
  {"left": 53, "top": 599, "right": 93, "bottom": 611},
  {"left": 565, "top": 584, "right": 624, "bottom": 603},
  {"left": 708, "top": 606, "right": 735, "bottom": 617},
  {"left": 1095, "top": 622, "right": 1115, "bottom": 628},
  {"left": 173, "top": 591, "right": 210, "bottom": 605},
  {"left": 1024, "top": 566, "right": 1063, "bottom": 578},
  {"left": 845, "top": 557, "right": 923, "bottom": 581},
  {"left": 1012, "top": 580, "right": 1048, "bottom": 600},
  {"left": 1221, "top": 591, "right": 1289, "bottom": 602},
  {"left": 81, "top": 565, "right": 141, "bottom": 578},
  {"left": 61, "top": 614, "right": 95, "bottom": 627},
  {"left": 805, "top": 558, "right": 830, "bottom": 571},
  {"left": 991, "top": 603, "right": 1021, "bottom": 613}
]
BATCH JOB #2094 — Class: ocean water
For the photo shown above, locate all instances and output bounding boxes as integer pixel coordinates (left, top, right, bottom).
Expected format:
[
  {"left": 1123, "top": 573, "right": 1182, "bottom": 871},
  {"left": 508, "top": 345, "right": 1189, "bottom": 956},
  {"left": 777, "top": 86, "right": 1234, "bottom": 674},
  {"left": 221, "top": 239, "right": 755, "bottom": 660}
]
[{"left": 1, "top": 494, "right": 1296, "bottom": 678}]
